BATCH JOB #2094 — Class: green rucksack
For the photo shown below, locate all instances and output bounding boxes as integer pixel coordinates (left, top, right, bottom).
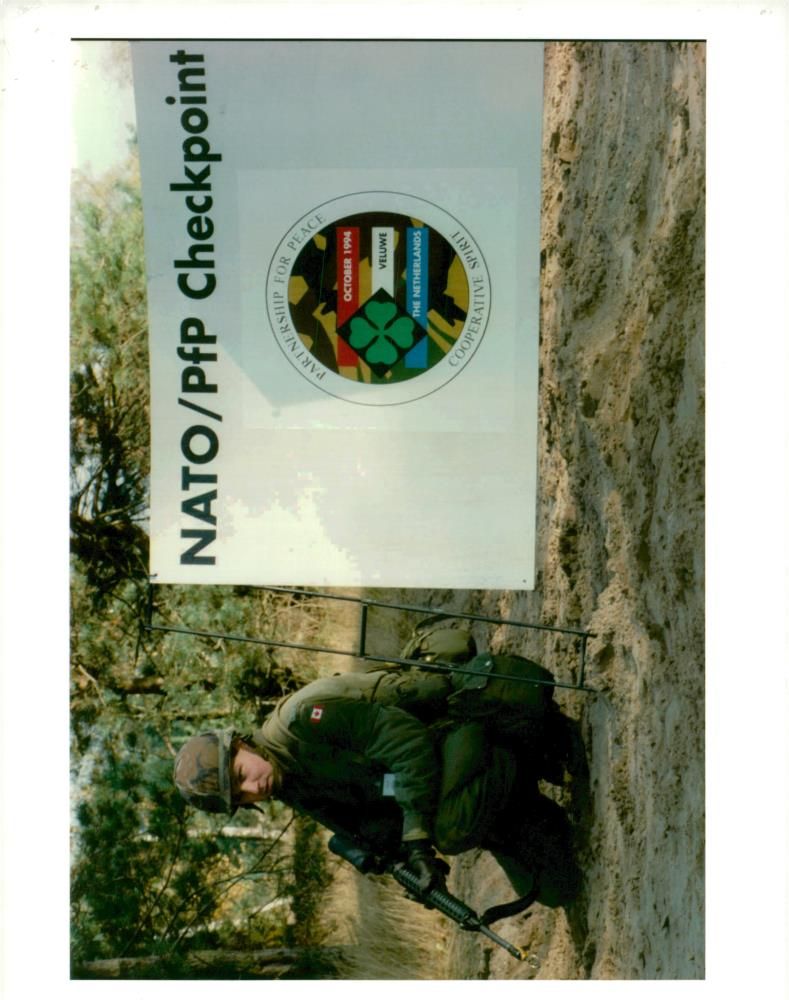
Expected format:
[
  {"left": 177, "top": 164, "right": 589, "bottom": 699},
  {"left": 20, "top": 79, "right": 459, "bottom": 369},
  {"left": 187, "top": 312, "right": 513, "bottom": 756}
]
[
  {"left": 447, "top": 652, "right": 556, "bottom": 723},
  {"left": 400, "top": 623, "right": 556, "bottom": 730}
]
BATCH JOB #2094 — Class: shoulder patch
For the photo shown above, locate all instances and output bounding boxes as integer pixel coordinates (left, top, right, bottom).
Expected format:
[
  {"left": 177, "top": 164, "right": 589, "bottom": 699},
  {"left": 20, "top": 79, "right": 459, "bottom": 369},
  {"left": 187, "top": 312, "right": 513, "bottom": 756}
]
[{"left": 309, "top": 704, "right": 324, "bottom": 723}]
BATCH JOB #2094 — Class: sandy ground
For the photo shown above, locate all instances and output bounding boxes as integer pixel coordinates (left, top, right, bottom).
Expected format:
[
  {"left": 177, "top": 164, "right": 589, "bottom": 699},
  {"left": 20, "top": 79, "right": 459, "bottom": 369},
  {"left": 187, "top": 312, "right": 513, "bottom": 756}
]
[
  {"left": 341, "top": 41, "right": 705, "bottom": 981},
  {"left": 453, "top": 40, "right": 705, "bottom": 980}
]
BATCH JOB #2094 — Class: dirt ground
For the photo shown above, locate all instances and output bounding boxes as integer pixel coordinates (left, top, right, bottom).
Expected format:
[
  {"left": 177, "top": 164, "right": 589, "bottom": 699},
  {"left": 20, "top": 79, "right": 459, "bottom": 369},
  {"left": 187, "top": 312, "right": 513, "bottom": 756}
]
[
  {"left": 338, "top": 41, "right": 705, "bottom": 981},
  {"left": 454, "top": 40, "right": 704, "bottom": 980}
]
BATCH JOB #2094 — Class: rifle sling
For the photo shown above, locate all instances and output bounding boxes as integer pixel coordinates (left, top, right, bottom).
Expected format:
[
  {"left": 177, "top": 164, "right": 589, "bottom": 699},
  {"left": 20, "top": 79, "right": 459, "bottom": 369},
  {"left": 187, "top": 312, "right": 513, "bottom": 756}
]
[{"left": 480, "top": 886, "right": 539, "bottom": 926}]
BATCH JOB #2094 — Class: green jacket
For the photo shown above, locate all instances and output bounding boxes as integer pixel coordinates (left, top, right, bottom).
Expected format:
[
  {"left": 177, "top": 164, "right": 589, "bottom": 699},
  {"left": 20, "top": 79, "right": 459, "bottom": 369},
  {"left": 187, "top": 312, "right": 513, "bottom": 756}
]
[
  {"left": 252, "top": 671, "right": 444, "bottom": 842},
  {"left": 251, "top": 655, "right": 554, "bottom": 852}
]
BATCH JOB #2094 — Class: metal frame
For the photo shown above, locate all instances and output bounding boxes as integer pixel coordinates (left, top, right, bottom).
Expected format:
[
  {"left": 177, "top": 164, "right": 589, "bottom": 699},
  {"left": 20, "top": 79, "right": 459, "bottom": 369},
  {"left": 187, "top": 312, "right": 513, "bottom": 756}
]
[{"left": 141, "top": 582, "right": 597, "bottom": 693}]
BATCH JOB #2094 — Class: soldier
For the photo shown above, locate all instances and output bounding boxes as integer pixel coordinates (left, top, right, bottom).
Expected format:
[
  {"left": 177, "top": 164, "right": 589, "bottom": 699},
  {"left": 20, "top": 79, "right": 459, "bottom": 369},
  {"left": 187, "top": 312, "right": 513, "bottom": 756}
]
[{"left": 174, "top": 628, "right": 583, "bottom": 908}]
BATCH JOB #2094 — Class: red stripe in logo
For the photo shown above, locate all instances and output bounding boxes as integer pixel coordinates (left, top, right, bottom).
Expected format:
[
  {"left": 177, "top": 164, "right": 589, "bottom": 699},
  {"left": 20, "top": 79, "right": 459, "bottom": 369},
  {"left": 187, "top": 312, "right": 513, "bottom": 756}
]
[{"left": 336, "top": 227, "right": 359, "bottom": 365}]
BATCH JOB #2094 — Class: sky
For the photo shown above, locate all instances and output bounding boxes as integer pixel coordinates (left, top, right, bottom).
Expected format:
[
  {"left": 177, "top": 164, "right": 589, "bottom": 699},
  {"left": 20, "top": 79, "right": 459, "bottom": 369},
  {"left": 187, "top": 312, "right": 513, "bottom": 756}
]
[{"left": 72, "top": 40, "right": 137, "bottom": 175}]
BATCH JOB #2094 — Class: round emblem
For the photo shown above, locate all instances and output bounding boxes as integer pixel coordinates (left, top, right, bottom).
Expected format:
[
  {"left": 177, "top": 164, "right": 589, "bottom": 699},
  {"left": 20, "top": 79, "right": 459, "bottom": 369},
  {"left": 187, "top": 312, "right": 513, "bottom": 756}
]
[{"left": 265, "top": 191, "right": 491, "bottom": 405}]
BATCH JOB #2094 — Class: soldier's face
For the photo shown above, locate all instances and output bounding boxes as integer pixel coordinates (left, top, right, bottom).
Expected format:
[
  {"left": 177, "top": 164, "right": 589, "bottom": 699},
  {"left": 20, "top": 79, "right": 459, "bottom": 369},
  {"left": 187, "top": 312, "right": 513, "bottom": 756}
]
[{"left": 232, "top": 745, "right": 274, "bottom": 805}]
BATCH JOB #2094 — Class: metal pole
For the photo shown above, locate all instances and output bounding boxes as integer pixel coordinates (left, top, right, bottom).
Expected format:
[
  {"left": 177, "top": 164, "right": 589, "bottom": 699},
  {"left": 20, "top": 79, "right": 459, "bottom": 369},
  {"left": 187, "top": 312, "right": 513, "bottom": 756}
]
[
  {"left": 146, "top": 578, "right": 155, "bottom": 628},
  {"left": 579, "top": 633, "right": 590, "bottom": 689},
  {"left": 142, "top": 581, "right": 596, "bottom": 693},
  {"left": 357, "top": 602, "right": 369, "bottom": 658},
  {"left": 254, "top": 585, "right": 594, "bottom": 640},
  {"left": 141, "top": 621, "right": 596, "bottom": 692}
]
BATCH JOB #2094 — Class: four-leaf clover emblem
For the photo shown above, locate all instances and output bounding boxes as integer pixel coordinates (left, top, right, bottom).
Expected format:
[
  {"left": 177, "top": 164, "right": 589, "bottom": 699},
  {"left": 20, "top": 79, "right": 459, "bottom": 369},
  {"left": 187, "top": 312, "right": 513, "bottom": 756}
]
[{"left": 349, "top": 298, "right": 418, "bottom": 368}]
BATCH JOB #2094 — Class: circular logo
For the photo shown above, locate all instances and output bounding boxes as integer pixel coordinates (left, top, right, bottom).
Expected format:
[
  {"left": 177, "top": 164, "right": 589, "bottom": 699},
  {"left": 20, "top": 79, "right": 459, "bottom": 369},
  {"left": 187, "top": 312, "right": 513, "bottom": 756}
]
[{"left": 265, "top": 191, "right": 491, "bottom": 405}]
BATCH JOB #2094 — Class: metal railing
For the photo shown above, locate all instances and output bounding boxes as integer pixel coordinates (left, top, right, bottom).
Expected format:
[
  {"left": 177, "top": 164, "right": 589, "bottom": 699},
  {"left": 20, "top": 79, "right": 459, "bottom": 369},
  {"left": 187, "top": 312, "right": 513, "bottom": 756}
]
[{"left": 142, "top": 582, "right": 597, "bottom": 693}]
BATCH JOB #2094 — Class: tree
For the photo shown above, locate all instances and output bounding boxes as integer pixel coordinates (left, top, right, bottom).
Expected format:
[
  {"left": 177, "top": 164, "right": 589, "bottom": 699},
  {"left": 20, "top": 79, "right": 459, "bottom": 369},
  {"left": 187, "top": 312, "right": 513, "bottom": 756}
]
[
  {"left": 74, "top": 947, "right": 351, "bottom": 979},
  {"left": 70, "top": 155, "right": 337, "bottom": 979},
  {"left": 70, "top": 726, "right": 294, "bottom": 972},
  {"left": 70, "top": 161, "right": 150, "bottom": 605}
]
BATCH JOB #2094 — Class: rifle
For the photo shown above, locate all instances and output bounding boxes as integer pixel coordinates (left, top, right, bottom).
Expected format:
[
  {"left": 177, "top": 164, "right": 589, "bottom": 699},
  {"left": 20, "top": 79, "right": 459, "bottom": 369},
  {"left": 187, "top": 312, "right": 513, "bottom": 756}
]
[{"left": 327, "top": 830, "right": 538, "bottom": 965}]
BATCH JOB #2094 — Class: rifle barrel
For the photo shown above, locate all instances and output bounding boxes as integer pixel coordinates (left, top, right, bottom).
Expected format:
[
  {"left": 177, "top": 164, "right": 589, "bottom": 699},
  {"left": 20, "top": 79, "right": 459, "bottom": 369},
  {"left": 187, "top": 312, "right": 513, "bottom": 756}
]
[
  {"left": 391, "top": 864, "right": 526, "bottom": 961},
  {"left": 478, "top": 925, "right": 525, "bottom": 961}
]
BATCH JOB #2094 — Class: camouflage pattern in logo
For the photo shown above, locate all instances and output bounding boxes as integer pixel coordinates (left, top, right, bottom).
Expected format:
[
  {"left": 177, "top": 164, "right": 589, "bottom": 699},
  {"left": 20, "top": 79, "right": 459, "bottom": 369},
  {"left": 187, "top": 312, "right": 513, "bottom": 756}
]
[{"left": 266, "top": 192, "right": 491, "bottom": 406}]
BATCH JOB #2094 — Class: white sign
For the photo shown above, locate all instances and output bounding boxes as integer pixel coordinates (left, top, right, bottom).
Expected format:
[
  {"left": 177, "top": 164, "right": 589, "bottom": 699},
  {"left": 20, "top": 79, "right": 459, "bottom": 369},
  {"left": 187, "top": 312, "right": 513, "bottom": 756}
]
[{"left": 132, "top": 41, "right": 543, "bottom": 588}]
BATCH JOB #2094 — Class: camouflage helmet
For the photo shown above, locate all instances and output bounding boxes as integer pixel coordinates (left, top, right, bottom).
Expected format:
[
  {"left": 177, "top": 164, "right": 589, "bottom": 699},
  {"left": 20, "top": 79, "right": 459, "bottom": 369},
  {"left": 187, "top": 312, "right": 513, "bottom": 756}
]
[
  {"left": 173, "top": 728, "right": 236, "bottom": 814},
  {"left": 409, "top": 627, "right": 477, "bottom": 664}
]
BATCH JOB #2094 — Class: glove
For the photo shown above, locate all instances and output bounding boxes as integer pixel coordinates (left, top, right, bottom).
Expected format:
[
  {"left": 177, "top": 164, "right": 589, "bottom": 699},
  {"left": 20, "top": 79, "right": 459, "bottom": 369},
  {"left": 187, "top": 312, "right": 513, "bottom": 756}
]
[{"left": 403, "top": 839, "right": 450, "bottom": 894}]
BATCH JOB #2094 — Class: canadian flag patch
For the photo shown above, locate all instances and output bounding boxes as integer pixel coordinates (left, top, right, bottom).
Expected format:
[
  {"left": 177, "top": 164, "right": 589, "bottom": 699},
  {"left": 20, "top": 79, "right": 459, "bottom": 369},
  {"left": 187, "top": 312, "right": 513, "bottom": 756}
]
[{"left": 310, "top": 705, "right": 324, "bottom": 723}]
